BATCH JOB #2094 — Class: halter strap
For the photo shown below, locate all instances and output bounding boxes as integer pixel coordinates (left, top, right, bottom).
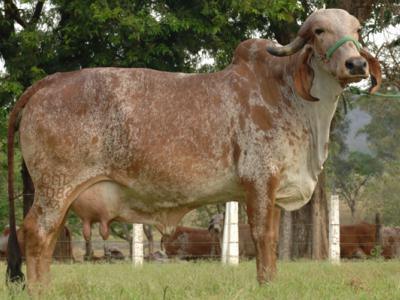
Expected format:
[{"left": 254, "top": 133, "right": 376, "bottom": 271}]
[{"left": 326, "top": 36, "right": 362, "bottom": 60}]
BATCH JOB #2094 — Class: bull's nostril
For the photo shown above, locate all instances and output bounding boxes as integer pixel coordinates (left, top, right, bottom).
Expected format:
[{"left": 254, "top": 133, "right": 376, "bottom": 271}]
[
  {"left": 345, "top": 60, "right": 354, "bottom": 70},
  {"left": 363, "top": 61, "right": 367, "bottom": 68}
]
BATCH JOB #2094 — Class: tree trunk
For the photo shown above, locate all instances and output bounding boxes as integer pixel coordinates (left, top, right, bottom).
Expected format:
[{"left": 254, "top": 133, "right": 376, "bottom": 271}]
[
  {"left": 284, "top": 172, "right": 328, "bottom": 259},
  {"left": 310, "top": 172, "right": 329, "bottom": 260},
  {"left": 291, "top": 200, "right": 312, "bottom": 258},
  {"left": 350, "top": 203, "right": 356, "bottom": 222}
]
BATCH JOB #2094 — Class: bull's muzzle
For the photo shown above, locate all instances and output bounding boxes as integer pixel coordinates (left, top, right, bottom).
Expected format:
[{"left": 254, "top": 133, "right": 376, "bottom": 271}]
[{"left": 345, "top": 56, "right": 368, "bottom": 76}]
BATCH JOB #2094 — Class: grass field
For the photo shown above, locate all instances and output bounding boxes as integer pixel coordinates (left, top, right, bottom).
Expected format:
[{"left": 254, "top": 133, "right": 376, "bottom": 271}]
[{"left": 0, "top": 260, "right": 399, "bottom": 299}]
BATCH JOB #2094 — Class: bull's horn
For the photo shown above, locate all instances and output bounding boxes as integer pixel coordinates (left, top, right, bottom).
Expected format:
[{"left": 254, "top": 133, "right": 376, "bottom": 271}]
[{"left": 267, "top": 36, "right": 307, "bottom": 57}]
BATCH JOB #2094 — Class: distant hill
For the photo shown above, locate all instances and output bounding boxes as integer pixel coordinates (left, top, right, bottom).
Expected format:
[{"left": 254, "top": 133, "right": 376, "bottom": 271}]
[{"left": 345, "top": 107, "right": 372, "bottom": 154}]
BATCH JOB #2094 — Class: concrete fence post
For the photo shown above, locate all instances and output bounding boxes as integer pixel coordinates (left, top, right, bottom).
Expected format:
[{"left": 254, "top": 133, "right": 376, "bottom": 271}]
[
  {"left": 222, "top": 201, "right": 239, "bottom": 265},
  {"left": 132, "top": 223, "right": 143, "bottom": 266},
  {"left": 329, "top": 194, "right": 340, "bottom": 264}
]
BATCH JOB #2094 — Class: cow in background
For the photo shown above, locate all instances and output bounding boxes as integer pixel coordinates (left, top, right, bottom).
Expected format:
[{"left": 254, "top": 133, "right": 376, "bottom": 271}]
[
  {"left": 340, "top": 223, "right": 377, "bottom": 258},
  {"left": 340, "top": 223, "right": 400, "bottom": 259},
  {"left": 208, "top": 213, "right": 256, "bottom": 258},
  {"left": 161, "top": 226, "right": 220, "bottom": 260},
  {"left": 382, "top": 226, "right": 400, "bottom": 258}
]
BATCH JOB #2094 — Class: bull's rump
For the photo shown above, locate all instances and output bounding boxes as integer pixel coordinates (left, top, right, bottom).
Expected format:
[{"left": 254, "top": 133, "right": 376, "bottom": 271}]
[{"left": 19, "top": 68, "right": 243, "bottom": 209}]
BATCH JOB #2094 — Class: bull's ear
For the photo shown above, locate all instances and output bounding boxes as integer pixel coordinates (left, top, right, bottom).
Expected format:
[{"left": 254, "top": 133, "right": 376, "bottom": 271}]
[
  {"left": 294, "top": 46, "right": 319, "bottom": 101},
  {"left": 360, "top": 48, "right": 382, "bottom": 94}
]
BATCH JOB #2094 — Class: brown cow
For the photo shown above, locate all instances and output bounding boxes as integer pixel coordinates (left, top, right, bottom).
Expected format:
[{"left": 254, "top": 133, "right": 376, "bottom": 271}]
[
  {"left": 7, "top": 9, "right": 381, "bottom": 286},
  {"left": 162, "top": 226, "right": 220, "bottom": 260},
  {"left": 340, "top": 223, "right": 377, "bottom": 258},
  {"left": 340, "top": 223, "right": 399, "bottom": 259}
]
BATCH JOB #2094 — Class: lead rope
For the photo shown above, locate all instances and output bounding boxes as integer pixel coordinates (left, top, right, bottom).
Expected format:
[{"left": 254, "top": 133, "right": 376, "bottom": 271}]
[
  {"left": 349, "top": 86, "right": 400, "bottom": 99},
  {"left": 325, "top": 36, "right": 399, "bottom": 99}
]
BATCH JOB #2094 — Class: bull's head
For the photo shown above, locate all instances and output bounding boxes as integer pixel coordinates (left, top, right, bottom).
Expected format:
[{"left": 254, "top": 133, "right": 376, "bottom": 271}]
[{"left": 267, "top": 9, "right": 382, "bottom": 101}]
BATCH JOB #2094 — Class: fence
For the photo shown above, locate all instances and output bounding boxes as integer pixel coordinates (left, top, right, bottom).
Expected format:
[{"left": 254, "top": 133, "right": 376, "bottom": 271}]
[{"left": 3, "top": 194, "right": 397, "bottom": 263}]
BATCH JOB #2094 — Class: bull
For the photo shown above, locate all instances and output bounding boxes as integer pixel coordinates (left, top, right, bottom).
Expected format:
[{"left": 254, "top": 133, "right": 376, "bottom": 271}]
[{"left": 7, "top": 9, "right": 381, "bottom": 287}]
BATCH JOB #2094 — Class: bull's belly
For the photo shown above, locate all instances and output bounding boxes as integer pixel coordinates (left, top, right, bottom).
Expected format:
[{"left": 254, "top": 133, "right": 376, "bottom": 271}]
[{"left": 72, "top": 171, "right": 244, "bottom": 232}]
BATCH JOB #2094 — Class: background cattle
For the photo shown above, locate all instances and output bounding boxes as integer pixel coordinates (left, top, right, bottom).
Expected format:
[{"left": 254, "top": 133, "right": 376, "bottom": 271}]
[
  {"left": 382, "top": 226, "right": 400, "bottom": 258},
  {"left": 340, "top": 223, "right": 400, "bottom": 259},
  {"left": 340, "top": 223, "right": 377, "bottom": 258},
  {"left": 161, "top": 226, "right": 220, "bottom": 260}
]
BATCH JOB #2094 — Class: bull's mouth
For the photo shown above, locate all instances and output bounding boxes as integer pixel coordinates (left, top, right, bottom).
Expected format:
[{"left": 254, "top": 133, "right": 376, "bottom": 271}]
[{"left": 338, "top": 74, "right": 369, "bottom": 87}]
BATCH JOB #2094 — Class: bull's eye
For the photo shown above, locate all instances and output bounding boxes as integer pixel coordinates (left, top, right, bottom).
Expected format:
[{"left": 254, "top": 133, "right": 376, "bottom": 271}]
[
  {"left": 357, "top": 28, "right": 362, "bottom": 34},
  {"left": 315, "top": 28, "right": 325, "bottom": 35}
]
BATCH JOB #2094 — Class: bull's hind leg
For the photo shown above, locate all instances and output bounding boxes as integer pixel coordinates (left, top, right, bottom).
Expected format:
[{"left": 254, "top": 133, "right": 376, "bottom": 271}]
[
  {"left": 23, "top": 187, "right": 73, "bottom": 288},
  {"left": 244, "top": 176, "right": 280, "bottom": 284}
]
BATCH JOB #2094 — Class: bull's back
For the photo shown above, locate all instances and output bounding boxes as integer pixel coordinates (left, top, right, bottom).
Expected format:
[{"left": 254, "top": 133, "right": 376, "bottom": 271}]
[{"left": 20, "top": 68, "right": 242, "bottom": 206}]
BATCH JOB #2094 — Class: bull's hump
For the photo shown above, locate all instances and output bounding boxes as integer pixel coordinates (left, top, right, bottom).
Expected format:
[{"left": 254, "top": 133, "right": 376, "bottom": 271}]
[{"left": 232, "top": 39, "right": 276, "bottom": 65}]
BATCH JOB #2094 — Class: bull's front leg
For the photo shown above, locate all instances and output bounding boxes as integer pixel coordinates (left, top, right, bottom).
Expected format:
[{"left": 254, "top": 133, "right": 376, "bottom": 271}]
[{"left": 243, "top": 175, "right": 280, "bottom": 284}]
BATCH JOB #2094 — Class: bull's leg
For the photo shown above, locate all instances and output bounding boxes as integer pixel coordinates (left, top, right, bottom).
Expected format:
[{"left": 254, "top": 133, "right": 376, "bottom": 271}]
[
  {"left": 244, "top": 176, "right": 279, "bottom": 284},
  {"left": 23, "top": 193, "right": 71, "bottom": 289}
]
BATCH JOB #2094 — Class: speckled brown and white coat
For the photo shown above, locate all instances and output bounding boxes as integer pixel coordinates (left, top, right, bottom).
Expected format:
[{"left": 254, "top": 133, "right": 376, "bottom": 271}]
[{"left": 7, "top": 9, "right": 381, "bottom": 287}]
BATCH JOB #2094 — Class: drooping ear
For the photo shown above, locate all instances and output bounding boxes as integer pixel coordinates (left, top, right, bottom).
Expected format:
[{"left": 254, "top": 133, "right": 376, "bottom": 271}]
[
  {"left": 294, "top": 46, "right": 319, "bottom": 101},
  {"left": 360, "top": 48, "right": 382, "bottom": 94}
]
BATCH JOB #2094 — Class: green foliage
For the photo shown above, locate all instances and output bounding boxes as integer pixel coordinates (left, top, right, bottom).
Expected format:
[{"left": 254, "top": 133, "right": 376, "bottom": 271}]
[
  {"left": 363, "top": 172, "right": 400, "bottom": 226},
  {"left": 357, "top": 92, "right": 400, "bottom": 225},
  {"left": 359, "top": 95, "right": 400, "bottom": 165},
  {"left": 338, "top": 151, "right": 383, "bottom": 178},
  {"left": 0, "top": 108, "right": 23, "bottom": 229},
  {"left": 370, "top": 245, "right": 383, "bottom": 259}
]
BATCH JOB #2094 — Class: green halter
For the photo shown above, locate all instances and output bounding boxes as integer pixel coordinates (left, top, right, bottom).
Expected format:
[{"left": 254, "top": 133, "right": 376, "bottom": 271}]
[{"left": 326, "top": 36, "right": 362, "bottom": 60}]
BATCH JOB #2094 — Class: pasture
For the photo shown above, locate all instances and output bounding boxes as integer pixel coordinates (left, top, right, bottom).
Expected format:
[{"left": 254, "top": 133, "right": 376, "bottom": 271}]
[{"left": 1, "top": 260, "right": 399, "bottom": 299}]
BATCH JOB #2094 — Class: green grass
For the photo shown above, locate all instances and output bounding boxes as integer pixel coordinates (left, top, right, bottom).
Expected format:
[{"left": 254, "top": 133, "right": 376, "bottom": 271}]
[{"left": 1, "top": 260, "right": 400, "bottom": 299}]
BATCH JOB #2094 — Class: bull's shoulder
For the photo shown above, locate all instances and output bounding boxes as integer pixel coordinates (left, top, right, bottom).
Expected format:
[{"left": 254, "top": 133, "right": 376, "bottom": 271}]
[{"left": 232, "top": 39, "right": 277, "bottom": 65}]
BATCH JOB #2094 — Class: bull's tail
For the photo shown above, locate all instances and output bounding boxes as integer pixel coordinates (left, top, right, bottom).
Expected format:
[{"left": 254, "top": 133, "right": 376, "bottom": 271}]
[
  {"left": 6, "top": 75, "right": 58, "bottom": 284},
  {"left": 7, "top": 92, "right": 28, "bottom": 285}
]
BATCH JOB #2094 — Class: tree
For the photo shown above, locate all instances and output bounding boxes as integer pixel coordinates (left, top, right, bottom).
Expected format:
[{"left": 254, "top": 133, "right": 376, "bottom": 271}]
[
  {"left": 357, "top": 88, "right": 400, "bottom": 225},
  {"left": 333, "top": 151, "right": 383, "bottom": 220},
  {"left": 0, "top": 0, "right": 300, "bottom": 236}
]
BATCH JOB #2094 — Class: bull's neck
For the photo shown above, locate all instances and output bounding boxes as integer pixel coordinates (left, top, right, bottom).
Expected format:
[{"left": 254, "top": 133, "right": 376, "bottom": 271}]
[
  {"left": 298, "top": 57, "right": 343, "bottom": 178},
  {"left": 277, "top": 54, "right": 343, "bottom": 178}
]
